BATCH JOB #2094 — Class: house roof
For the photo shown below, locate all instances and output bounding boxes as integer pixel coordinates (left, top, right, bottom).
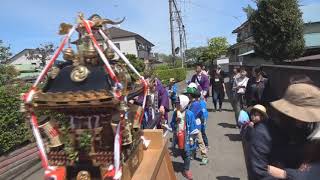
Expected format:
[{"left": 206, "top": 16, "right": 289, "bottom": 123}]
[
  {"left": 6, "top": 49, "right": 35, "bottom": 64},
  {"left": 232, "top": 20, "right": 249, "bottom": 33},
  {"left": 105, "top": 27, "right": 154, "bottom": 46},
  {"left": 72, "top": 27, "right": 154, "bottom": 46},
  {"left": 286, "top": 54, "right": 320, "bottom": 62}
]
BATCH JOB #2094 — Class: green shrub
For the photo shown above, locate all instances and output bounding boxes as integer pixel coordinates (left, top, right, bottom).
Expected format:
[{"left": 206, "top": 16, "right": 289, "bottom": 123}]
[
  {"left": 0, "top": 84, "right": 32, "bottom": 154},
  {"left": 154, "top": 68, "right": 186, "bottom": 86}
]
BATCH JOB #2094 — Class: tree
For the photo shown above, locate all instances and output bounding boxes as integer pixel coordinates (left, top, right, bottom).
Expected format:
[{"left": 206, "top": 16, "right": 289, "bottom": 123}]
[
  {"left": 243, "top": 4, "right": 255, "bottom": 18},
  {"left": 26, "top": 43, "right": 56, "bottom": 67},
  {"left": 0, "top": 65, "right": 31, "bottom": 154},
  {"left": 158, "top": 53, "right": 182, "bottom": 66},
  {"left": 0, "top": 40, "right": 12, "bottom": 64},
  {"left": 0, "top": 65, "right": 19, "bottom": 86},
  {"left": 125, "top": 54, "right": 145, "bottom": 73},
  {"left": 185, "top": 47, "right": 207, "bottom": 61},
  {"left": 250, "top": 0, "right": 305, "bottom": 63},
  {"left": 206, "top": 37, "right": 229, "bottom": 62}
]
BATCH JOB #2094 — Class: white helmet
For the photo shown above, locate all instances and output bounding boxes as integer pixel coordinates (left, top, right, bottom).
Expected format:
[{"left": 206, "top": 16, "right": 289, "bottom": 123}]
[{"left": 188, "top": 82, "right": 198, "bottom": 89}]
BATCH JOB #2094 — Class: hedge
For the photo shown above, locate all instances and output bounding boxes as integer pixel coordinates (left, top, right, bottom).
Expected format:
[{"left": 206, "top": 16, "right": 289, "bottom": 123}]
[
  {"left": 0, "top": 84, "right": 32, "bottom": 154},
  {"left": 154, "top": 68, "right": 186, "bottom": 85}
]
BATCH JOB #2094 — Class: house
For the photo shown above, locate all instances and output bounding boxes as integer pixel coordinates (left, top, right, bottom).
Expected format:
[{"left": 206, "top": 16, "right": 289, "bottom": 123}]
[
  {"left": 303, "top": 21, "right": 320, "bottom": 56},
  {"left": 71, "top": 27, "right": 157, "bottom": 61},
  {"left": 229, "top": 20, "right": 272, "bottom": 66},
  {"left": 104, "top": 27, "right": 155, "bottom": 60},
  {"left": 6, "top": 49, "right": 45, "bottom": 69},
  {"left": 229, "top": 19, "right": 320, "bottom": 66},
  {"left": 14, "top": 64, "right": 40, "bottom": 82}
]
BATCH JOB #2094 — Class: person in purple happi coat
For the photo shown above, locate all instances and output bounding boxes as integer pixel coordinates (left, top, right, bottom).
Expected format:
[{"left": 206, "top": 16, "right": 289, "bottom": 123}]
[
  {"left": 191, "top": 65, "right": 210, "bottom": 98},
  {"left": 135, "top": 77, "right": 169, "bottom": 129}
]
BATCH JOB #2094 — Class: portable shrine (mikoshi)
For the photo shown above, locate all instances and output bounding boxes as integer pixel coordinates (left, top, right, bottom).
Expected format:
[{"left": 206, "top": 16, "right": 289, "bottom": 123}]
[{"left": 22, "top": 13, "right": 148, "bottom": 180}]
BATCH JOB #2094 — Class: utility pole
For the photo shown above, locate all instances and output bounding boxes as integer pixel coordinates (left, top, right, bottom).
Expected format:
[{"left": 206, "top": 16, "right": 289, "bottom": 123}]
[
  {"left": 177, "top": 16, "right": 184, "bottom": 68},
  {"left": 169, "top": 0, "right": 176, "bottom": 66}
]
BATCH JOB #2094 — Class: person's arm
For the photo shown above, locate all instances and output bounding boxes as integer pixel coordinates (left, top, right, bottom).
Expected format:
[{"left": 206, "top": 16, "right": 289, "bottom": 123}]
[
  {"left": 268, "top": 165, "right": 287, "bottom": 179},
  {"left": 170, "top": 111, "right": 177, "bottom": 131},
  {"left": 250, "top": 128, "right": 275, "bottom": 179},
  {"left": 232, "top": 78, "right": 237, "bottom": 90},
  {"left": 159, "top": 85, "right": 170, "bottom": 113},
  {"left": 221, "top": 77, "right": 226, "bottom": 93},
  {"left": 191, "top": 75, "right": 196, "bottom": 83},
  {"left": 261, "top": 78, "right": 271, "bottom": 106},
  {"left": 203, "top": 75, "right": 210, "bottom": 91},
  {"left": 268, "top": 165, "right": 307, "bottom": 180},
  {"left": 172, "top": 84, "right": 178, "bottom": 97}
]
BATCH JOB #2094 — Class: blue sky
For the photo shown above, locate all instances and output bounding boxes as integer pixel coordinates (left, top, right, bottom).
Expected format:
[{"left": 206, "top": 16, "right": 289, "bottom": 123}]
[{"left": 0, "top": 0, "right": 319, "bottom": 55}]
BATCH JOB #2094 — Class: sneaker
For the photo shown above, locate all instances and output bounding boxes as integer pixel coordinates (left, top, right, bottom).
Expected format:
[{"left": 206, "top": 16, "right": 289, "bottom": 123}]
[
  {"left": 182, "top": 170, "right": 193, "bottom": 180},
  {"left": 200, "top": 158, "right": 208, "bottom": 165},
  {"left": 218, "top": 108, "right": 222, "bottom": 112}
]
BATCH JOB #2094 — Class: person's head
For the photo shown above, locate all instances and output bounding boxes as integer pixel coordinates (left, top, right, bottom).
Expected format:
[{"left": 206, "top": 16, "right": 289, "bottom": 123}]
[
  {"left": 184, "top": 86, "right": 199, "bottom": 100},
  {"left": 253, "top": 66, "right": 263, "bottom": 78},
  {"left": 176, "top": 95, "right": 190, "bottom": 112},
  {"left": 147, "top": 77, "right": 156, "bottom": 92},
  {"left": 196, "top": 65, "right": 202, "bottom": 75},
  {"left": 271, "top": 83, "right": 320, "bottom": 141},
  {"left": 233, "top": 67, "right": 240, "bottom": 74},
  {"left": 202, "top": 66, "right": 206, "bottom": 70},
  {"left": 289, "top": 75, "right": 314, "bottom": 85},
  {"left": 240, "top": 68, "right": 247, "bottom": 77},
  {"left": 250, "top": 104, "right": 268, "bottom": 124},
  {"left": 169, "top": 78, "right": 175, "bottom": 85},
  {"left": 217, "top": 65, "right": 221, "bottom": 70}
]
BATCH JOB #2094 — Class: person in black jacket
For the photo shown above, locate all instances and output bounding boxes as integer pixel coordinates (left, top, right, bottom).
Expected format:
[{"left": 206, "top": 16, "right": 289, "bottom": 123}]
[
  {"left": 246, "top": 67, "right": 268, "bottom": 107},
  {"left": 210, "top": 68, "right": 226, "bottom": 112}
]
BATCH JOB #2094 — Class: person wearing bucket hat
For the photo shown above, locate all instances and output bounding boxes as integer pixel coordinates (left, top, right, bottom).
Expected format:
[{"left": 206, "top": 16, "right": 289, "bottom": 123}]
[
  {"left": 168, "top": 78, "right": 179, "bottom": 110},
  {"left": 246, "top": 103, "right": 276, "bottom": 179},
  {"left": 169, "top": 95, "right": 197, "bottom": 180},
  {"left": 264, "top": 82, "right": 320, "bottom": 180},
  {"left": 250, "top": 104, "right": 269, "bottom": 124},
  {"left": 270, "top": 83, "right": 320, "bottom": 123}
]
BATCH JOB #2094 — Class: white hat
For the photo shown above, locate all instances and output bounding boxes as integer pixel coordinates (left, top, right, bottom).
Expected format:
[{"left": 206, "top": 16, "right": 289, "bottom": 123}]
[
  {"left": 178, "top": 95, "right": 190, "bottom": 111},
  {"left": 188, "top": 82, "right": 198, "bottom": 89}
]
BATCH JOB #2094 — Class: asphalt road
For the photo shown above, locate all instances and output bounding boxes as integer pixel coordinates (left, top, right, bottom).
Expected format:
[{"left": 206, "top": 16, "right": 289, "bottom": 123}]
[
  {"left": 169, "top": 99, "right": 247, "bottom": 180},
  {"left": 24, "top": 71, "right": 247, "bottom": 180}
]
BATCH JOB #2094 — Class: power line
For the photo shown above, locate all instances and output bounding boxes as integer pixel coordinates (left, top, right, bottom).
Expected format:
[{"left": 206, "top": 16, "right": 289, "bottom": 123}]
[{"left": 186, "top": 1, "right": 242, "bottom": 23}]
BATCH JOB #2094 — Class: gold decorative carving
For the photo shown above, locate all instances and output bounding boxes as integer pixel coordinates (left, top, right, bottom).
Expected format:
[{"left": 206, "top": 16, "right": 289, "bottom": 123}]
[{"left": 71, "top": 65, "right": 90, "bottom": 82}]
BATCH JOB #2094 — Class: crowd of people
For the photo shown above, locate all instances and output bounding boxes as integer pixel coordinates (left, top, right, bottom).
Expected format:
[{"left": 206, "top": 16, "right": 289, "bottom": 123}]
[
  {"left": 231, "top": 67, "right": 320, "bottom": 180},
  {"left": 135, "top": 64, "right": 320, "bottom": 180}
]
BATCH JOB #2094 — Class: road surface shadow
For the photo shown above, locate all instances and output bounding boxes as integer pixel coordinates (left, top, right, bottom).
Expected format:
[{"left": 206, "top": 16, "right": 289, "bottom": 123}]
[
  {"left": 216, "top": 176, "right": 240, "bottom": 180},
  {"left": 171, "top": 161, "right": 184, "bottom": 172},
  {"left": 208, "top": 108, "right": 234, "bottom": 112},
  {"left": 218, "top": 123, "right": 237, "bottom": 129},
  {"left": 225, "top": 133, "right": 242, "bottom": 141}
]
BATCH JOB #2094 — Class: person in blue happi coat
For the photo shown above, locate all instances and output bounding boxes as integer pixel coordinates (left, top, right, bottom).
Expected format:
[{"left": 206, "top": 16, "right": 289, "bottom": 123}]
[
  {"left": 168, "top": 78, "right": 179, "bottom": 110},
  {"left": 169, "top": 94, "right": 197, "bottom": 180},
  {"left": 184, "top": 84, "right": 209, "bottom": 165}
]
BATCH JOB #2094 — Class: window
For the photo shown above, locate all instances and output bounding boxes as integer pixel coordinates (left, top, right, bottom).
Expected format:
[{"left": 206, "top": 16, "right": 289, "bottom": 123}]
[{"left": 114, "top": 43, "right": 121, "bottom": 50}]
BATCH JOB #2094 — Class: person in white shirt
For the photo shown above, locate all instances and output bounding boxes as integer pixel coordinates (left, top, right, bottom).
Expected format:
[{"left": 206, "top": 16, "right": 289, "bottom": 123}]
[{"left": 232, "top": 68, "right": 249, "bottom": 125}]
